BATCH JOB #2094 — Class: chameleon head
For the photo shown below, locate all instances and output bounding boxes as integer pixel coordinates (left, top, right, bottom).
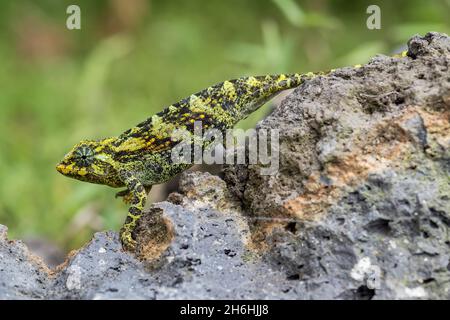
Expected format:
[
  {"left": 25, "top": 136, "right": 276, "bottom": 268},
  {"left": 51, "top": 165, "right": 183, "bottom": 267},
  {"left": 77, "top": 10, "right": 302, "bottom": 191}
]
[{"left": 56, "top": 139, "right": 122, "bottom": 187}]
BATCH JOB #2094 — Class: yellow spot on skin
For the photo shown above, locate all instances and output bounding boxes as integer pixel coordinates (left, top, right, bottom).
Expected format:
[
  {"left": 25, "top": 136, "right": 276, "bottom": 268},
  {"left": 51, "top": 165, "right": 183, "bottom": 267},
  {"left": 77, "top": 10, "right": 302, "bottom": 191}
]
[
  {"left": 66, "top": 163, "right": 75, "bottom": 173},
  {"left": 222, "top": 81, "right": 237, "bottom": 101},
  {"left": 57, "top": 163, "right": 74, "bottom": 175},
  {"left": 354, "top": 64, "right": 362, "bottom": 68},
  {"left": 246, "top": 76, "right": 260, "bottom": 87},
  {"left": 189, "top": 119, "right": 195, "bottom": 123},
  {"left": 275, "top": 74, "right": 291, "bottom": 88},
  {"left": 78, "top": 167, "right": 88, "bottom": 176},
  {"left": 100, "top": 138, "right": 117, "bottom": 146},
  {"left": 92, "top": 164, "right": 104, "bottom": 175},
  {"left": 95, "top": 154, "right": 112, "bottom": 165},
  {"left": 130, "top": 127, "right": 140, "bottom": 134},
  {"left": 189, "top": 94, "right": 206, "bottom": 110},
  {"left": 114, "top": 137, "right": 147, "bottom": 152},
  {"left": 151, "top": 115, "right": 163, "bottom": 127},
  {"left": 56, "top": 164, "right": 66, "bottom": 174},
  {"left": 199, "top": 114, "right": 205, "bottom": 119}
]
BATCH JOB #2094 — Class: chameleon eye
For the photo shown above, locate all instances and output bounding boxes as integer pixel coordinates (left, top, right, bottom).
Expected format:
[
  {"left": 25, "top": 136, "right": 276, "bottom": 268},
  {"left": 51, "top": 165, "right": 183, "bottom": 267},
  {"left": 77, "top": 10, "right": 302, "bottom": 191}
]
[{"left": 74, "top": 146, "right": 94, "bottom": 167}]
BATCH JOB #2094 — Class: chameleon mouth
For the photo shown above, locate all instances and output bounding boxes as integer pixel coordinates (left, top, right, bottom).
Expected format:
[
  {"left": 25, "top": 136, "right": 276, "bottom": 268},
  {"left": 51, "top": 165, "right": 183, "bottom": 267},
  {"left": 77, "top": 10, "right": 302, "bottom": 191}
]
[{"left": 56, "top": 163, "right": 89, "bottom": 178}]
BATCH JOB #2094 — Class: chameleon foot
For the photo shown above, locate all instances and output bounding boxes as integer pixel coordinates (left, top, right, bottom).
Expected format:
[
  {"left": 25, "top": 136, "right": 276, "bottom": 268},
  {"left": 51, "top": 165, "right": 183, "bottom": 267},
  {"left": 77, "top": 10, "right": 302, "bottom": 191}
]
[
  {"left": 117, "top": 171, "right": 150, "bottom": 251},
  {"left": 119, "top": 206, "right": 143, "bottom": 251},
  {"left": 120, "top": 223, "right": 137, "bottom": 251}
]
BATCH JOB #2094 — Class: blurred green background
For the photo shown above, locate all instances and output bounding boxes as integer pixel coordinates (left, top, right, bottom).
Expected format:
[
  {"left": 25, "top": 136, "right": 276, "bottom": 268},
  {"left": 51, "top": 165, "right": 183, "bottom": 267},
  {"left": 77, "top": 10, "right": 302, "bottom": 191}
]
[{"left": 0, "top": 0, "right": 448, "bottom": 253}]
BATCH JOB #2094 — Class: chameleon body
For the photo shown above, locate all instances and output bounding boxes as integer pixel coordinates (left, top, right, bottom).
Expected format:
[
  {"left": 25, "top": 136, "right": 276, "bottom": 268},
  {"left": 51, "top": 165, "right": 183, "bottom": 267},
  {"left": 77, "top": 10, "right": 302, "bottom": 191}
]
[{"left": 57, "top": 73, "right": 316, "bottom": 250}]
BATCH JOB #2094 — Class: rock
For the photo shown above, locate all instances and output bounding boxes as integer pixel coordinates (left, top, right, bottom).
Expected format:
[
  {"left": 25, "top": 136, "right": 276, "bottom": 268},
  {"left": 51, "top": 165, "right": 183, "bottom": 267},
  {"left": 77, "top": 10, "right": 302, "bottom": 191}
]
[
  {"left": 0, "top": 32, "right": 449, "bottom": 299},
  {"left": 0, "top": 191, "right": 290, "bottom": 299},
  {"left": 224, "top": 31, "right": 450, "bottom": 299},
  {"left": 0, "top": 225, "right": 52, "bottom": 299}
]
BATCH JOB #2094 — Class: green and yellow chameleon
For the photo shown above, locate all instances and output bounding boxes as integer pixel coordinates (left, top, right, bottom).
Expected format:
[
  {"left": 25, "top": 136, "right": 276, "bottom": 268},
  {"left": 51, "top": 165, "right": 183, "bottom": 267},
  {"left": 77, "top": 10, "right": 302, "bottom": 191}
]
[{"left": 56, "top": 51, "right": 407, "bottom": 251}]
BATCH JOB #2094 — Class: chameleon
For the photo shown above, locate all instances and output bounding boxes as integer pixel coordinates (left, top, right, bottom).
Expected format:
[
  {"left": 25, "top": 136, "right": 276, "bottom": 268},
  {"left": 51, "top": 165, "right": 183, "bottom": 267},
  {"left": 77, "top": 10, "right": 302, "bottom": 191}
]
[{"left": 56, "top": 51, "right": 407, "bottom": 251}]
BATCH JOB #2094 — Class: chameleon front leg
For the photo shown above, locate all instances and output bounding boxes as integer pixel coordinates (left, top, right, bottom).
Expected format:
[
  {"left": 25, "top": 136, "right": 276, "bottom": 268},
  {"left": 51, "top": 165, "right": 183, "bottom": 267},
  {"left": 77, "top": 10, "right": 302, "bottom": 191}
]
[
  {"left": 118, "top": 170, "right": 149, "bottom": 251},
  {"left": 115, "top": 186, "right": 152, "bottom": 205}
]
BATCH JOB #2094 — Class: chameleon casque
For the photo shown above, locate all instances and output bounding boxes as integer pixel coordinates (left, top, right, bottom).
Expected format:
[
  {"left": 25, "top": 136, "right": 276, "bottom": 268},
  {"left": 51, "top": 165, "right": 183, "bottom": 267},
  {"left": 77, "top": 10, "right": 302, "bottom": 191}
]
[{"left": 57, "top": 52, "right": 406, "bottom": 251}]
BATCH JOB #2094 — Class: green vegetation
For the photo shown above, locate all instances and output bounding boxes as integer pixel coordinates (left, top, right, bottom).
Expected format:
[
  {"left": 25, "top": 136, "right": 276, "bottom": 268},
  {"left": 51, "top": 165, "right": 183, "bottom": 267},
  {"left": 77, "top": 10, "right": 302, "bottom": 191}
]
[{"left": 0, "top": 0, "right": 448, "bottom": 250}]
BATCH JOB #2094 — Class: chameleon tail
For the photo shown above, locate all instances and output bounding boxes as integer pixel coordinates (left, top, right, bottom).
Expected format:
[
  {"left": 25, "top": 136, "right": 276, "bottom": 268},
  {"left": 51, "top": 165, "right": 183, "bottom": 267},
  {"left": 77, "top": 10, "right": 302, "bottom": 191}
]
[
  {"left": 219, "top": 50, "right": 409, "bottom": 124},
  {"left": 234, "top": 72, "right": 327, "bottom": 121},
  {"left": 235, "top": 51, "right": 409, "bottom": 121}
]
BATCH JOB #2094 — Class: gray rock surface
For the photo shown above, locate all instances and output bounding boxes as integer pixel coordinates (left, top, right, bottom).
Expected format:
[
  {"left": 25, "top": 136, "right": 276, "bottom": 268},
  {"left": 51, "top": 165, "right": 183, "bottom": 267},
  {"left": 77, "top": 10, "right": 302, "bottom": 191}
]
[
  {"left": 0, "top": 176, "right": 293, "bottom": 299},
  {"left": 0, "top": 32, "right": 449, "bottom": 299},
  {"left": 224, "top": 31, "right": 450, "bottom": 299}
]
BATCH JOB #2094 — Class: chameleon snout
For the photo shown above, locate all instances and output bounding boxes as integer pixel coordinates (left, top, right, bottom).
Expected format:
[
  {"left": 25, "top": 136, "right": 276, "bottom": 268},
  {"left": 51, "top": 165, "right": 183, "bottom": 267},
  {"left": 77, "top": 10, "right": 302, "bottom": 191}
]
[
  {"left": 56, "top": 158, "right": 78, "bottom": 176},
  {"left": 56, "top": 162, "right": 70, "bottom": 175},
  {"left": 56, "top": 163, "right": 65, "bottom": 174}
]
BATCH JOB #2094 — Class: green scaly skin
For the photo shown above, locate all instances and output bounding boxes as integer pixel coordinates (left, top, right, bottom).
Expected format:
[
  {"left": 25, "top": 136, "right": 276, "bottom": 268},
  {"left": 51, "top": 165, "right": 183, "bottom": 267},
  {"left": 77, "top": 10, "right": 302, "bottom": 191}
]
[{"left": 56, "top": 51, "right": 408, "bottom": 251}]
